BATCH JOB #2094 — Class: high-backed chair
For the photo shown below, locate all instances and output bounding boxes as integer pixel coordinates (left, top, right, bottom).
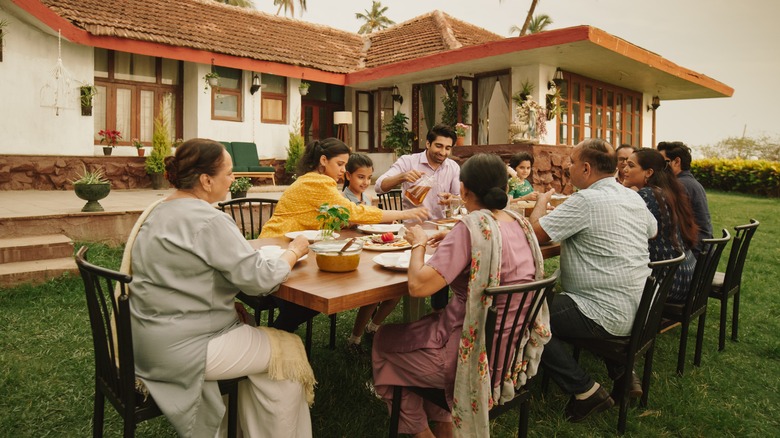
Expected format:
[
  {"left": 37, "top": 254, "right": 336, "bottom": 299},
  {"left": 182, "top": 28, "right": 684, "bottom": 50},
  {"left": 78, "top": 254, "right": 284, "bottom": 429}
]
[
  {"left": 660, "top": 230, "right": 730, "bottom": 376},
  {"left": 564, "top": 253, "right": 685, "bottom": 435},
  {"left": 223, "top": 141, "right": 276, "bottom": 185},
  {"left": 388, "top": 271, "right": 560, "bottom": 438},
  {"left": 709, "top": 219, "right": 759, "bottom": 351},
  {"left": 377, "top": 189, "right": 403, "bottom": 210},
  {"left": 218, "top": 197, "right": 278, "bottom": 326},
  {"left": 75, "top": 246, "right": 241, "bottom": 438}
]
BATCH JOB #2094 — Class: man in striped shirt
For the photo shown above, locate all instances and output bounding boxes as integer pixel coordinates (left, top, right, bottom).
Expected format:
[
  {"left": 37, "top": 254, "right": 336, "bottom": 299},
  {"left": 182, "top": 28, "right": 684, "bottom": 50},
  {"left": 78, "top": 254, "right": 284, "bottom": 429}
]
[{"left": 529, "top": 138, "right": 657, "bottom": 423}]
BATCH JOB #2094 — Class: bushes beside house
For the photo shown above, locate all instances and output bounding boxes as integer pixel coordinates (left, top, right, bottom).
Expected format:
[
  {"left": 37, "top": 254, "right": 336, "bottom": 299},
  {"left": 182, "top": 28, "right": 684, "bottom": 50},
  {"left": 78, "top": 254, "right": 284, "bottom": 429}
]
[{"left": 691, "top": 158, "right": 780, "bottom": 197}]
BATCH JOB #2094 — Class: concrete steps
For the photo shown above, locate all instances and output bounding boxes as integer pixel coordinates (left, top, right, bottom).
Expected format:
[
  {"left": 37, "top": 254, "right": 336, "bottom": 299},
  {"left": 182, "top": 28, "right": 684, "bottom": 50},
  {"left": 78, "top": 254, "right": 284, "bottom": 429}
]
[{"left": 0, "top": 234, "right": 77, "bottom": 288}]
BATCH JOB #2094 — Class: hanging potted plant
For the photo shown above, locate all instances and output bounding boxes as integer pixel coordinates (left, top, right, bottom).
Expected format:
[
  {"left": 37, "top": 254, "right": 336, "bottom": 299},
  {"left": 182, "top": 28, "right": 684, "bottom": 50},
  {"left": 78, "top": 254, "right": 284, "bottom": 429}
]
[
  {"left": 203, "top": 71, "right": 220, "bottom": 93},
  {"left": 98, "top": 129, "right": 121, "bottom": 155},
  {"left": 517, "top": 79, "right": 534, "bottom": 102},
  {"left": 299, "top": 81, "right": 310, "bottom": 96},
  {"left": 72, "top": 165, "right": 111, "bottom": 212},
  {"left": 80, "top": 85, "right": 98, "bottom": 116},
  {"left": 229, "top": 177, "right": 253, "bottom": 199}
]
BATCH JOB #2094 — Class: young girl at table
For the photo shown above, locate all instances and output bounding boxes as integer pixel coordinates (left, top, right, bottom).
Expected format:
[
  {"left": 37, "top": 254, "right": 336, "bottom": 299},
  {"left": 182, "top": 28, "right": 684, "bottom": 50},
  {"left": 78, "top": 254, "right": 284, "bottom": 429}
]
[
  {"left": 372, "top": 154, "right": 548, "bottom": 437},
  {"left": 508, "top": 152, "right": 539, "bottom": 202},
  {"left": 342, "top": 153, "right": 373, "bottom": 205},
  {"left": 340, "top": 153, "right": 403, "bottom": 353}
]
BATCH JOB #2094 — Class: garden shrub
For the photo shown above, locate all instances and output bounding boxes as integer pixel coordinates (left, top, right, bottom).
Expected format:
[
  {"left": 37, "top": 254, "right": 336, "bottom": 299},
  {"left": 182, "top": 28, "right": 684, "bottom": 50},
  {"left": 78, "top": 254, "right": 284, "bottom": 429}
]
[{"left": 691, "top": 158, "right": 780, "bottom": 197}]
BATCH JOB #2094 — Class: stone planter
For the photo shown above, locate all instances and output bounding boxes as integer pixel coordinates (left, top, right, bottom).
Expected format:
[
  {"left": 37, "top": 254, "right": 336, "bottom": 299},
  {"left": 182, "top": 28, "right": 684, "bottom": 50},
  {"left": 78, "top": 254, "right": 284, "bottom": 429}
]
[
  {"left": 102, "top": 147, "right": 113, "bottom": 156},
  {"left": 149, "top": 172, "right": 167, "bottom": 190},
  {"left": 74, "top": 183, "right": 111, "bottom": 212}
]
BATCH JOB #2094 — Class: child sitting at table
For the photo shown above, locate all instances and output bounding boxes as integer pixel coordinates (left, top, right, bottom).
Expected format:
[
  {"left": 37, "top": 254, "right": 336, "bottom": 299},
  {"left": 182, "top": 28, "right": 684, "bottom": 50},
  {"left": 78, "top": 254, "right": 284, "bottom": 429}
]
[
  {"left": 508, "top": 152, "right": 539, "bottom": 202},
  {"left": 342, "top": 153, "right": 403, "bottom": 354}
]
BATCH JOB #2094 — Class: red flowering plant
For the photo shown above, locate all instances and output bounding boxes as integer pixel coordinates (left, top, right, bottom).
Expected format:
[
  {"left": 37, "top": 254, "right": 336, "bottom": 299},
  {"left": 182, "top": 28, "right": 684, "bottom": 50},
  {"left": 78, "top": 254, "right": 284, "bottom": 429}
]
[{"left": 98, "top": 129, "right": 122, "bottom": 147}]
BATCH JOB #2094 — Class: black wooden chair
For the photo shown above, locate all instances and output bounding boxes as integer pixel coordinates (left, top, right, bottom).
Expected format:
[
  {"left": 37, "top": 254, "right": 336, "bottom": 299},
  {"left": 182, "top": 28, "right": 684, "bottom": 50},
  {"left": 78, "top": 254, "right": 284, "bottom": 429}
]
[
  {"left": 218, "top": 197, "right": 279, "bottom": 326},
  {"left": 218, "top": 197, "right": 337, "bottom": 354},
  {"left": 388, "top": 271, "right": 560, "bottom": 438},
  {"left": 76, "top": 246, "right": 241, "bottom": 438},
  {"left": 378, "top": 189, "right": 403, "bottom": 210},
  {"left": 659, "top": 230, "right": 730, "bottom": 376},
  {"left": 709, "top": 219, "right": 759, "bottom": 351},
  {"left": 564, "top": 253, "right": 685, "bottom": 434}
]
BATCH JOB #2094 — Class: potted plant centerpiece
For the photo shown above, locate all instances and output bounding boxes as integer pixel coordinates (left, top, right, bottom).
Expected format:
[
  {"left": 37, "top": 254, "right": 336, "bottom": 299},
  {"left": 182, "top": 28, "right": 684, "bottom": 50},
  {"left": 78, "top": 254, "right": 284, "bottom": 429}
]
[
  {"left": 145, "top": 111, "right": 172, "bottom": 189},
  {"left": 72, "top": 165, "right": 111, "bottom": 212},
  {"left": 229, "top": 177, "right": 252, "bottom": 199},
  {"left": 299, "top": 81, "right": 310, "bottom": 96},
  {"left": 454, "top": 123, "right": 469, "bottom": 146},
  {"left": 98, "top": 129, "right": 121, "bottom": 155},
  {"left": 316, "top": 203, "right": 350, "bottom": 240}
]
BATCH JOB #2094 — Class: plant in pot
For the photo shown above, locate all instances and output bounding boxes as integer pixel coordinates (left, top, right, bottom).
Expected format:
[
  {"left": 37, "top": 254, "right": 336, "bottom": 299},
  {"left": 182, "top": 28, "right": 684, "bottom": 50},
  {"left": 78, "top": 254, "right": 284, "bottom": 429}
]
[
  {"left": 315, "top": 203, "right": 350, "bottom": 240},
  {"left": 72, "top": 165, "right": 111, "bottom": 212},
  {"left": 131, "top": 138, "right": 145, "bottom": 157},
  {"left": 230, "top": 177, "right": 252, "bottom": 199},
  {"left": 285, "top": 119, "right": 305, "bottom": 181},
  {"left": 98, "top": 129, "right": 121, "bottom": 155},
  {"left": 145, "top": 112, "right": 172, "bottom": 189},
  {"left": 516, "top": 79, "right": 535, "bottom": 103},
  {"left": 80, "top": 85, "right": 98, "bottom": 116},
  {"left": 203, "top": 71, "right": 220, "bottom": 93},
  {"left": 454, "top": 123, "right": 469, "bottom": 146},
  {"left": 298, "top": 81, "right": 310, "bottom": 96},
  {"left": 384, "top": 111, "right": 414, "bottom": 157},
  {"left": 440, "top": 84, "right": 471, "bottom": 129}
]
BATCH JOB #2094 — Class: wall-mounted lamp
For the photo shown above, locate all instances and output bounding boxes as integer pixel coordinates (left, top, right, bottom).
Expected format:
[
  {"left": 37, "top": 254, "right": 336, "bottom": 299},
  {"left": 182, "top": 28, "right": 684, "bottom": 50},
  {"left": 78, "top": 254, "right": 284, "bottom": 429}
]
[
  {"left": 334, "top": 111, "right": 353, "bottom": 144},
  {"left": 391, "top": 86, "right": 403, "bottom": 104},
  {"left": 550, "top": 68, "right": 565, "bottom": 89},
  {"left": 249, "top": 74, "right": 264, "bottom": 95},
  {"left": 647, "top": 95, "right": 660, "bottom": 112}
]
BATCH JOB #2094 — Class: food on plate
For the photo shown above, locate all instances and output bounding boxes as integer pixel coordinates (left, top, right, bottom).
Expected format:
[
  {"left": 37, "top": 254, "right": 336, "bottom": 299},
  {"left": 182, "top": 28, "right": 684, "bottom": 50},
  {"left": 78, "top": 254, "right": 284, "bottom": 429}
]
[
  {"left": 361, "top": 235, "right": 410, "bottom": 249},
  {"left": 371, "top": 232, "right": 397, "bottom": 243}
]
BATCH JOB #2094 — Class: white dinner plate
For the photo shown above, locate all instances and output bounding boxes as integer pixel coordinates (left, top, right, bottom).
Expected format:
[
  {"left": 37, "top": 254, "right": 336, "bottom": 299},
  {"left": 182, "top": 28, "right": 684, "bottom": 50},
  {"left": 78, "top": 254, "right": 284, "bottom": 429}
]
[
  {"left": 373, "top": 252, "right": 432, "bottom": 271},
  {"left": 357, "top": 224, "right": 405, "bottom": 234},
  {"left": 284, "top": 230, "right": 340, "bottom": 242},
  {"left": 361, "top": 237, "right": 411, "bottom": 251}
]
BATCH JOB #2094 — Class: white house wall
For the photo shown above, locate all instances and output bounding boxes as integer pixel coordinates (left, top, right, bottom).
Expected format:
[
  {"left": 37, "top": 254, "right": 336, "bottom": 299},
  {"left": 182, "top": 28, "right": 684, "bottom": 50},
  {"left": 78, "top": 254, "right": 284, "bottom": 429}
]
[{"left": 0, "top": 10, "right": 94, "bottom": 156}]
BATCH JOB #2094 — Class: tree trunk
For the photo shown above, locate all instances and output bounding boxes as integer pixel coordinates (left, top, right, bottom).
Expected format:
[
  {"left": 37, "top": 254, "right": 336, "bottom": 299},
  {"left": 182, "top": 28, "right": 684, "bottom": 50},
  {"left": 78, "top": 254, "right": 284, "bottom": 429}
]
[{"left": 519, "top": 0, "right": 539, "bottom": 36}]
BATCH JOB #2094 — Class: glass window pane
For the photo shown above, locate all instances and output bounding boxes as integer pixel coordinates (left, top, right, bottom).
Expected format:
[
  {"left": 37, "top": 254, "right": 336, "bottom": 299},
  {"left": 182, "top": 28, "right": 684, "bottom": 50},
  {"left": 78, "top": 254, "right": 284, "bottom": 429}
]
[
  {"left": 359, "top": 111, "right": 369, "bottom": 127},
  {"left": 116, "top": 88, "right": 132, "bottom": 140},
  {"left": 614, "top": 132, "right": 621, "bottom": 146},
  {"left": 94, "top": 48, "right": 108, "bottom": 79},
  {"left": 559, "top": 124, "right": 567, "bottom": 145},
  {"left": 262, "top": 98, "right": 283, "bottom": 121},
  {"left": 615, "top": 111, "right": 622, "bottom": 130},
  {"left": 307, "top": 82, "right": 327, "bottom": 101},
  {"left": 93, "top": 85, "right": 107, "bottom": 140},
  {"left": 572, "top": 103, "right": 580, "bottom": 125},
  {"left": 358, "top": 92, "right": 369, "bottom": 109},
  {"left": 584, "top": 86, "right": 592, "bottom": 104},
  {"left": 573, "top": 126, "right": 580, "bottom": 143},
  {"left": 161, "top": 59, "right": 180, "bottom": 85},
  {"left": 616, "top": 94, "right": 622, "bottom": 113},
  {"left": 596, "top": 87, "right": 603, "bottom": 106},
  {"left": 585, "top": 126, "right": 591, "bottom": 138},
  {"left": 214, "top": 93, "right": 238, "bottom": 118},
  {"left": 328, "top": 86, "right": 345, "bottom": 104},
  {"left": 626, "top": 98, "right": 633, "bottom": 114},
  {"left": 140, "top": 90, "right": 154, "bottom": 143},
  {"left": 115, "top": 53, "right": 155, "bottom": 82},
  {"left": 263, "top": 74, "right": 286, "bottom": 94},
  {"left": 584, "top": 106, "right": 591, "bottom": 127},
  {"left": 215, "top": 67, "right": 240, "bottom": 89},
  {"left": 358, "top": 132, "right": 369, "bottom": 149},
  {"left": 572, "top": 83, "right": 580, "bottom": 103}
]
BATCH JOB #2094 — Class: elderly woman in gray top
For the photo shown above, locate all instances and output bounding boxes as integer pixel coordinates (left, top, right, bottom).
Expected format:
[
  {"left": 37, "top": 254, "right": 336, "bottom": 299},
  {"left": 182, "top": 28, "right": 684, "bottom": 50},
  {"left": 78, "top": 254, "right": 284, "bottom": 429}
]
[{"left": 129, "top": 138, "right": 313, "bottom": 437}]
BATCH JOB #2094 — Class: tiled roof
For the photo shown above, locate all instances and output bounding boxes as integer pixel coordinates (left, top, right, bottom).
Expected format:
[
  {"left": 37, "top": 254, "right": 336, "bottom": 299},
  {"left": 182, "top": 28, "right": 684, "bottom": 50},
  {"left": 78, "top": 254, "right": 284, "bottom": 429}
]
[
  {"left": 37, "top": 1, "right": 503, "bottom": 74},
  {"left": 363, "top": 11, "right": 503, "bottom": 69},
  {"left": 40, "top": 0, "right": 365, "bottom": 73}
]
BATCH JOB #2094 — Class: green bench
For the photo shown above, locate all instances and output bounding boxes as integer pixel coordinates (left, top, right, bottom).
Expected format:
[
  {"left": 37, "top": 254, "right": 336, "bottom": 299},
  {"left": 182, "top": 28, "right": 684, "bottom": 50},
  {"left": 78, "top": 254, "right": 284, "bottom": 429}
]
[{"left": 221, "top": 141, "right": 276, "bottom": 185}]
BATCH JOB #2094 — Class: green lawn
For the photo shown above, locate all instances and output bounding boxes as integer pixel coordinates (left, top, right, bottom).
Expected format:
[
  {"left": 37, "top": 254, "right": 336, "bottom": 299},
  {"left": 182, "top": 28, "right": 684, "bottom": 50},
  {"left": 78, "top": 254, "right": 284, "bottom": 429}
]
[{"left": 1, "top": 190, "right": 778, "bottom": 437}]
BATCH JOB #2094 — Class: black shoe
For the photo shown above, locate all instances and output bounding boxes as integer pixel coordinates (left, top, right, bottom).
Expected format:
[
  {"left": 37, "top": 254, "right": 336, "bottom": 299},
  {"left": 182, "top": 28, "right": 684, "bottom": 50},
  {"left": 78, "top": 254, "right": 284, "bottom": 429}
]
[
  {"left": 611, "top": 371, "right": 643, "bottom": 402},
  {"left": 565, "top": 386, "right": 614, "bottom": 423}
]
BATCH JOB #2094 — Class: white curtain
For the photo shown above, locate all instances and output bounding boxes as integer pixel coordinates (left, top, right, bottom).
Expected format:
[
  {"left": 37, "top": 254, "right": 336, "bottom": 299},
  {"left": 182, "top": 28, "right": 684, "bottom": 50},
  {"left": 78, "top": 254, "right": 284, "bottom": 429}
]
[{"left": 477, "top": 77, "right": 495, "bottom": 145}]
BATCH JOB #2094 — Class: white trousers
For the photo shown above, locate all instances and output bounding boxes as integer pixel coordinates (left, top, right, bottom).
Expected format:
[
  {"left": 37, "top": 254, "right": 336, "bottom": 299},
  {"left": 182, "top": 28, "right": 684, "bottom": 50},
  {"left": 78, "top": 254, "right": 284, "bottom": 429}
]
[{"left": 205, "top": 324, "right": 312, "bottom": 438}]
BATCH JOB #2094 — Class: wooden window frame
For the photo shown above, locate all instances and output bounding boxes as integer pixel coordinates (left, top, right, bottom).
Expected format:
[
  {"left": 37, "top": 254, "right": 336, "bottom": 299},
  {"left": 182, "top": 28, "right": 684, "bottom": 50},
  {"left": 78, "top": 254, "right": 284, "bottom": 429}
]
[
  {"left": 211, "top": 68, "right": 242, "bottom": 122},
  {"left": 261, "top": 76, "right": 287, "bottom": 124},
  {"left": 94, "top": 50, "right": 183, "bottom": 146},
  {"left": 557, "top": 71, "right": 642, "bottom": 147},
  {"left": 355, "top": 90, "right": 374, "bottom": 152}
]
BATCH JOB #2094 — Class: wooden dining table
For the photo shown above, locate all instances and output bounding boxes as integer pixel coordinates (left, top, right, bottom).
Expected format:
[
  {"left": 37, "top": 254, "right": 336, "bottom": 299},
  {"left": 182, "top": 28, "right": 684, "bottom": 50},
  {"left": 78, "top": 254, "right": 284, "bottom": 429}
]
[{"left": 250, "top": 228, "right": 560, "bottom": 317}]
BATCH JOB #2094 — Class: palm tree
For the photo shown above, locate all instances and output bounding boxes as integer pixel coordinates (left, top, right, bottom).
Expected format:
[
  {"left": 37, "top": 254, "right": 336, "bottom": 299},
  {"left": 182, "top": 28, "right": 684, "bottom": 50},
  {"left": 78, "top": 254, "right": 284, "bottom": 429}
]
[
  {"left": 527, "top": 14, "right": 553, "bottom": 33},
  {"left": 214, "top": 0, "right": 255, "bottom": 7},
  {"left": 355, "top": 1, "right": 395, "bottom": 34},
  {"left": 506, "top": 0, "right": 540, "bottom": 36},
  {"left": 274, "top": 0, "right": 307, "bottom": 17}
]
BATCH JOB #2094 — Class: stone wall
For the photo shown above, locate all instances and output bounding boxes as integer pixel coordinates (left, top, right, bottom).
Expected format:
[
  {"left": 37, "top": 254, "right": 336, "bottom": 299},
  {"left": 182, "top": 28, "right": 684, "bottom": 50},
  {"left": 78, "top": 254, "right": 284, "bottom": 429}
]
[
  {"left": 0, "top": 155, "right": 285, "bottom": 190},
  {"left": 451, "top": 143, "right": 574, "bottom": 194}
]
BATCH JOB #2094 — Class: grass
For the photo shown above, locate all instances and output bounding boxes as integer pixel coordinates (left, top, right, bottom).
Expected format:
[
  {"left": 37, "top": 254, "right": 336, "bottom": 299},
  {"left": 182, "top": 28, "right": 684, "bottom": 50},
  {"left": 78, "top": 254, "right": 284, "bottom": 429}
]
[{"left": 1, "top": 190, "right": 779, "bottom": 437}]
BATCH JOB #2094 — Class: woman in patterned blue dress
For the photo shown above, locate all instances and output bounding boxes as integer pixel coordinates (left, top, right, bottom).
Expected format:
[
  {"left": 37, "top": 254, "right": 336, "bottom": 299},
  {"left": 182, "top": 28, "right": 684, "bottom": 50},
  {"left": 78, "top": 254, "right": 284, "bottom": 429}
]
[{"left": 622, "top": 148, "right": 699, "bottom": 303}]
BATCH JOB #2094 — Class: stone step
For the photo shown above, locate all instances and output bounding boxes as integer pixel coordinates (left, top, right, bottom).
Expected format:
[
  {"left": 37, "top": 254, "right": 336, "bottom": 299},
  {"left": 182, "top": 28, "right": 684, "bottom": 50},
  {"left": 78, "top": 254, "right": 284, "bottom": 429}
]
[
  {"left": 0, "top": 234, "right": 74, "bottom": 264},
  {"left": 0, "top": 257, "right": 79, "bottom": 288}
]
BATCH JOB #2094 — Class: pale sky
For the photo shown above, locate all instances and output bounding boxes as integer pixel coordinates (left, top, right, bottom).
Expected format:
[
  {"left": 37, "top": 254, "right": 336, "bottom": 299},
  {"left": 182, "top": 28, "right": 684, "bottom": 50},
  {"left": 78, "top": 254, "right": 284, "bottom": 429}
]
[{"left": 254, "top": 0, "right": 780, "bottom": 147}]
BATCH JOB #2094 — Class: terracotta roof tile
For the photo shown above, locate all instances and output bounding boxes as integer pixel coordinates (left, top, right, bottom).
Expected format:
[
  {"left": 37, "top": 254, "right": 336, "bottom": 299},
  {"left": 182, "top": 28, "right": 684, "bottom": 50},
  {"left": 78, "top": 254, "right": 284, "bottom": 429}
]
[
  {"left": 38, "top": 2, "right": 503, "bottom": 74},
  {"left": 41, "top": 0, "right": 365, "bottom": 73},
  {"left": 363, "top": 11, "right": 503, "bottom": 69}
]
